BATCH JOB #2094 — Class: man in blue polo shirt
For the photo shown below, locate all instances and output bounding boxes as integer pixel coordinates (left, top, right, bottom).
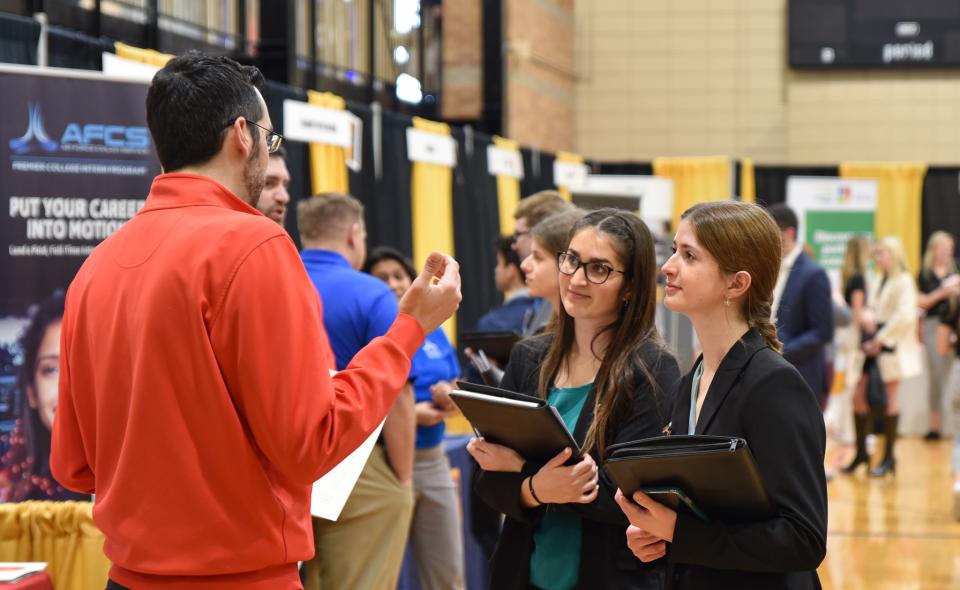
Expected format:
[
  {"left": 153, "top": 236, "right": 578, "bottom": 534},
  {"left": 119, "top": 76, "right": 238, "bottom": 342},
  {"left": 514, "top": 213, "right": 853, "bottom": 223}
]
[{"left": 297, "top": 193, "right": 415, "bottom": 590}]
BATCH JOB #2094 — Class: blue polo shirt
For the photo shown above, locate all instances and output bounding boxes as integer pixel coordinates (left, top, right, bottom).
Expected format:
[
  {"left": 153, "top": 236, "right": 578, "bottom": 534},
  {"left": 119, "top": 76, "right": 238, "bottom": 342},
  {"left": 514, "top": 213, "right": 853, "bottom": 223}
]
[
  {"left": 410, "top": 328, "right": 461, "bottom": 449},
  {"left": 300, "top": 249, "right": 398, "bottom": 369}
]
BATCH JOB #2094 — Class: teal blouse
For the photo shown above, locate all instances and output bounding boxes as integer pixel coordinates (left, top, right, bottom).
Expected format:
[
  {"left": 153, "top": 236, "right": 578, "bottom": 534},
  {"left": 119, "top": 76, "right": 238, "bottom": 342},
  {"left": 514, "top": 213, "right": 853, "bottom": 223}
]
[{"left": 529, "top": 382, "right": 591, "bottom": 590}]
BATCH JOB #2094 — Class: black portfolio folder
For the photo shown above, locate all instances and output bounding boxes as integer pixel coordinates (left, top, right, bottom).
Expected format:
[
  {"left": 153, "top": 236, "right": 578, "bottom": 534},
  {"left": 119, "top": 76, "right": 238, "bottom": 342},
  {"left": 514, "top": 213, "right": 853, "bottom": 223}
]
[
  {"left": 460, "top": 331, "right": 521, "bottom": 366},
  {"left": 450, "top": 381, "right": 580, "bottom": 462},
  {"left": 604, "top": 435, "right": 774, "bottom": 521}
]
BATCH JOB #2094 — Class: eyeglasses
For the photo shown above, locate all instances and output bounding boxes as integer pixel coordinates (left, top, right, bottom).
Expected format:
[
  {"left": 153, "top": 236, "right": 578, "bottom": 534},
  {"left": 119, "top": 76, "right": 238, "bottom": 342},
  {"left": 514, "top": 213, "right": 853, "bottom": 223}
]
[
  {"left": 224, "top": 117, "right": 284, "bottom": 154},
  {"left": 557, "top": 251, "right": 626, "bottom": 285}
]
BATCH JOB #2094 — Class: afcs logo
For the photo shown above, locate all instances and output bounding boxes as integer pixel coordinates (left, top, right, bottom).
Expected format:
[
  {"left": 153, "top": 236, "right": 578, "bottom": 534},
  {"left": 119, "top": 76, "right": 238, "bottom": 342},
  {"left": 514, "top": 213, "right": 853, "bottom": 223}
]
[{"left": 9, "top": 103, "right": 150, "bottom": 154}]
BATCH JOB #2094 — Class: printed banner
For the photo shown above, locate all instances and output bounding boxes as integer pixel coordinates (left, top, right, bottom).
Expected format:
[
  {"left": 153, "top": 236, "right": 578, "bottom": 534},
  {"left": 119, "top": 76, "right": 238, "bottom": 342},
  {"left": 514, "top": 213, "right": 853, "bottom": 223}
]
[
  {"left": 0, "top": 65, "right": 159, "bottom": 502},
  {"left": 786, "top": 176, "right": 878, "bottom": 287}
]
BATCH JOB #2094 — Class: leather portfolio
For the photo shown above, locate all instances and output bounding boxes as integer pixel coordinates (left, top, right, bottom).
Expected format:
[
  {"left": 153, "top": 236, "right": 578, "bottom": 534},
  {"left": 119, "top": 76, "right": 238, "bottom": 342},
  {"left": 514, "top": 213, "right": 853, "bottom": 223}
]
[
  {"left": 604, "top": 435, "right": 773, "bottom": 521},
  {"left": 450, "top": 381, "right": 580, "bottom": 462}
]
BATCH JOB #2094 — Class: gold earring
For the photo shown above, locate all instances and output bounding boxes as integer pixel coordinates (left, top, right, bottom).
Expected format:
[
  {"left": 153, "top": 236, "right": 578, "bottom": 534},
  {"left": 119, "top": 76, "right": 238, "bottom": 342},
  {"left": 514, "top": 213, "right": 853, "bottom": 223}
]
[{"left": 723, "top": 297, "right": 731, "bottom": 307}]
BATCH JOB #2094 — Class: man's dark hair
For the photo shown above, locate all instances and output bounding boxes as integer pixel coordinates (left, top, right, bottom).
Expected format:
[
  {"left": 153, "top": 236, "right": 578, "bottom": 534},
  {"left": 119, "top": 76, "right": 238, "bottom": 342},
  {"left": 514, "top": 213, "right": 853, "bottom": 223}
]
[
  {"left": 766, "top": 203, "right": 798, "bottom": 232},
  {"left": 496, "top": 235, "right": 524, "bottom": 281},
  {"left": 146, "top": 51, "right": 265, "bottom": 172},
  {"left": 270, "top": 144, "right": 287, "bottom": 161}
]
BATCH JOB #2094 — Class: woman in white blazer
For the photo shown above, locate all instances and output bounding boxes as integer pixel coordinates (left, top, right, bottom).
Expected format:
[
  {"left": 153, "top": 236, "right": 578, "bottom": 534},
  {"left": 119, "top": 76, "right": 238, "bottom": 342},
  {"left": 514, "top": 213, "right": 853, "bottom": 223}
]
[{"left": 843, "top": 236, "right": 920, "bottom": 477}]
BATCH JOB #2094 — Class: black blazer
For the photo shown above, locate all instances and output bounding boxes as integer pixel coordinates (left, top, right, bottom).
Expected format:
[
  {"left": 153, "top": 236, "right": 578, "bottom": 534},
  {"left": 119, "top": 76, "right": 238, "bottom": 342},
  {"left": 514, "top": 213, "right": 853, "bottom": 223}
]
[
  {"left": 666, "top": 329, "right": 827, "bottom": 590},
  {"left": 475, "top": 334, "right": 680, "bottom": 590},
  {"left": 776, "top": 251, "right": 834, "bottom": 399}
]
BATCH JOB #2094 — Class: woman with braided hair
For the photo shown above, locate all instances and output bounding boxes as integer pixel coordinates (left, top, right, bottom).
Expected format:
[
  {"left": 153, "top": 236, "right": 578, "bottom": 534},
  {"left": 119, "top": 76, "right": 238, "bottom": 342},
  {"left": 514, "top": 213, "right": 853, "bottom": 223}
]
[{"left": 617, "top": 201, "right": 827, "bottom": 590}]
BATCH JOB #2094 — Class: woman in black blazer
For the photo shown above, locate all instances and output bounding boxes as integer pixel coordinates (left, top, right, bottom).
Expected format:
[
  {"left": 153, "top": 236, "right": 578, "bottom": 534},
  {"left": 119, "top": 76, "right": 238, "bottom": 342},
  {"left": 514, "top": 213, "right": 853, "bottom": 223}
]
[
  {"left": 615, "top": 201, "right": 827, "bottom": 590},
  {"left": 467, "top": 209, "right": 680, "bottom": 590}
]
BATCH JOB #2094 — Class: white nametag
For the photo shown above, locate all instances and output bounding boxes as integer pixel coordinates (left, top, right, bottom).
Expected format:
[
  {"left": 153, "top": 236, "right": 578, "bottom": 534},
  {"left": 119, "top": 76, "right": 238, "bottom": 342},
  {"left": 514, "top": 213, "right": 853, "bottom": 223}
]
[
  {"left": 406, "top": 128, "right": 457, "bottom": 167},
  {"left": 283, "top": 99, "right": 355, "bottom": 148},
  {"left": 487, "top": 145, "right": 524, "bottom": 179},
  {"left": 554, "top": 160, "right": 589, "bottom": 188}
]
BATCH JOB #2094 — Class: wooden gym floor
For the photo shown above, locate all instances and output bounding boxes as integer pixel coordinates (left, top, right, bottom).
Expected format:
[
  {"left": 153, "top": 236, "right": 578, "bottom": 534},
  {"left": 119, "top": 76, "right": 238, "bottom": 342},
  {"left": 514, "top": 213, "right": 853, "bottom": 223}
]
[{"left": 819, "top": 437, "right": 960, "bottom": 589}]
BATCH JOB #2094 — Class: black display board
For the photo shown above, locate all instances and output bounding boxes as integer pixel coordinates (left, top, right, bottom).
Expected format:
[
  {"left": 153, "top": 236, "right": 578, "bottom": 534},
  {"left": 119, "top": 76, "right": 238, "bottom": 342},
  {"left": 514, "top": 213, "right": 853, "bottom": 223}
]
[{"left": 789, "top": 0, "right": 960, "bottom": 68}]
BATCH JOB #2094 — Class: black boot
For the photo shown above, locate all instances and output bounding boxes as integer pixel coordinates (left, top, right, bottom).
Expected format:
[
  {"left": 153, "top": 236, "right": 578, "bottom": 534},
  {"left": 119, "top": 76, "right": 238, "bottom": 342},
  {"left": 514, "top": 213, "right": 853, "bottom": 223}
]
[
  {"left": 870, "top": 414, "right": 899, "bottom": 477},
  {"left": 841, "top": 412, "right": 871, "bottom": 474}
]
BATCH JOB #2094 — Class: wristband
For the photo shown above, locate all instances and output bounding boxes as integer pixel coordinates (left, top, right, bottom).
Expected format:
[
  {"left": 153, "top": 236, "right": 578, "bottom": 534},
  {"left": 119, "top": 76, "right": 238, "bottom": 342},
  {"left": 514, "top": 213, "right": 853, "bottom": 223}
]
[{"left": 528, "top": 475, "right": 544, "bottom": 506}]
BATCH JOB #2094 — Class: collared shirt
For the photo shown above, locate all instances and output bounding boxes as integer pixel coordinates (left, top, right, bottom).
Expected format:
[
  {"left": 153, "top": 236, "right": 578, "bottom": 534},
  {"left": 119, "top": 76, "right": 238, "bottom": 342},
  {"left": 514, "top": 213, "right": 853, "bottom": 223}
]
[
  {"left": 476, "top": 290, "right": 538, "bottom": 335},
  {"left": 688, "top": 360, "right": 705, "bottom": 434},
  {"left": 522, "top": 299, "right": 554, "bottom": 336},
  {"left": 772, "top": 243, "right": 804, "bottom": 322},
  {"left": 504, "top": 287, "right": 530, "bottom": 302},
  {"left": 51, "top": 174, "right": 424, "bottom": 590},
  {"left": 301, "top": 249, "right": 398, "bottom": 369}
]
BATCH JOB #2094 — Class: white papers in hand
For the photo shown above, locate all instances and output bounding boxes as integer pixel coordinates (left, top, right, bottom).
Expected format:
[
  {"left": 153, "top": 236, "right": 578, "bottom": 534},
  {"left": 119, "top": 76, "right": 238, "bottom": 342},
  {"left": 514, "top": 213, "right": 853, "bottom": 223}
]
[
  {"left": 310, "top": 419, "right": 385, "bottom": 521},
  {"left": 0, "top": 562, "right": 46, "bottom": 582}
]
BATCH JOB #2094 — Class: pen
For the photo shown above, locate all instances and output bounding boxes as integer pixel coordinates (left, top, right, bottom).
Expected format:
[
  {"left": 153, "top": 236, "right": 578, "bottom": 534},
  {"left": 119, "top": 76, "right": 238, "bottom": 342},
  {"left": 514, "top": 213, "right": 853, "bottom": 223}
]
[{"left": 478, "top": 349, "right": 491, "bottom": 370}]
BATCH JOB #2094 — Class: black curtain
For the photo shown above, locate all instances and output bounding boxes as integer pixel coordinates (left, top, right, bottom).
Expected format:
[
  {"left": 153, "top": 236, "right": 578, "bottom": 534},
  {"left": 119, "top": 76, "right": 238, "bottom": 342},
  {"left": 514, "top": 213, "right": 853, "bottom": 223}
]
[
  {"left": 47, "top": 25, "right": 109, "bottom": 70},
  {"left": 753, "top": 165, "right": 838, "bottom": 207},
  {"left": 346, "top": 102, "right": 377, "bottom": 246},
  {"left": 365, "top": 109, "right": 414, "bottom": 256},
  {"left": 0, "top": 12, "right": 39, "bottom": 65},
  {"left": 922, "top": 167, "right": 960, "bottom": 251},
  {"left": 451, "top": 127, "right": 502, "bottom": 336},
  {"left": 520, "top": 147, "right": 556, "bottom": 197}
]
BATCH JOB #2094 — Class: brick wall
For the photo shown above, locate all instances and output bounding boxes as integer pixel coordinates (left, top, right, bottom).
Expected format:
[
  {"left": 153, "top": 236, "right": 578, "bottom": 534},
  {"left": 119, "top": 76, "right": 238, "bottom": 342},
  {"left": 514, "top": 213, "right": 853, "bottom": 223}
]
[
  {"left": 505, "top": 0, "right": 576, "bottom": 153},
  {"left": 441, "top": 0, "right": 483, "bottom": 121},
  {"left": 575, "top": 0, "right": 960, "bottom": 165}
]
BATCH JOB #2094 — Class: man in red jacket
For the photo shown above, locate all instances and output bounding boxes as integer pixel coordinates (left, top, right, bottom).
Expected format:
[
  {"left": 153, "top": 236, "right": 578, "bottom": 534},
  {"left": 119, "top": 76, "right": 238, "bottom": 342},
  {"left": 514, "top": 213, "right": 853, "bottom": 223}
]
[{"left": 49, "top": 51, "right": 460, "bottom": 590}]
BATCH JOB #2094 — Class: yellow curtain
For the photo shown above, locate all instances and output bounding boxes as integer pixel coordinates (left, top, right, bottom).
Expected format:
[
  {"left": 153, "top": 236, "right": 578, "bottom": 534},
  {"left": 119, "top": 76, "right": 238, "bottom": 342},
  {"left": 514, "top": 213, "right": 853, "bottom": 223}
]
[
  {"left": 307, "top": 90, "right": 350, "bottom": 196},
  {"left": 0, "top": 501, "right": 110, "bottom": 590},
  {"left": 493, "top": 136, "right": 522, "bottom": 235},
  {"left": 411, "top": 117, "right": 456, "bottom": 342},
  {"left": 653, "top": 156, "right": 732, "bottom": 229},
  {"left": 840, "top": 162, "right": 927, "bottom": 274},
  {"left": 740, "top": 158, "right": 755, "bottom": 203},
  {"left": 113, "top": 42, "right": 173, "bottom": 68},
  {"left": 555, "top": 151, "right": 584, "bottom": 202}
]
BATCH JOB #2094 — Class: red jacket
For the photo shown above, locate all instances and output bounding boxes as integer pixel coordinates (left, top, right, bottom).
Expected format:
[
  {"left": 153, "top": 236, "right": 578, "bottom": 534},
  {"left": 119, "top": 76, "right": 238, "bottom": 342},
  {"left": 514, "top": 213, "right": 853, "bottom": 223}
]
[{"left": 50, "top": 174, "right": 424, "bottom": 589}]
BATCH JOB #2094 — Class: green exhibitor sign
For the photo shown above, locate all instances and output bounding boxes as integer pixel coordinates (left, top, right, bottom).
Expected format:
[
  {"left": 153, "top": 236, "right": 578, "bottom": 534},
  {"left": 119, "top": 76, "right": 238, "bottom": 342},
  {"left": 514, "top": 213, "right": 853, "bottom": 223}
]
[{"left": 804, "top": 210, "right": 874, "bottom": 272}]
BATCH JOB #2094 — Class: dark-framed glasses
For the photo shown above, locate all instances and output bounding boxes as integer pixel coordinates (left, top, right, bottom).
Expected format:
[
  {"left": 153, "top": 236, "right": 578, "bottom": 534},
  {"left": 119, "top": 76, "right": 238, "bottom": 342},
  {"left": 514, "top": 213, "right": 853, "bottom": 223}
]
[
  {"left": 557, "top": 251, "right": 626, "bottom": 285},
  {"left": 224, "top": 117, "right": 284, "bottom": 154}
]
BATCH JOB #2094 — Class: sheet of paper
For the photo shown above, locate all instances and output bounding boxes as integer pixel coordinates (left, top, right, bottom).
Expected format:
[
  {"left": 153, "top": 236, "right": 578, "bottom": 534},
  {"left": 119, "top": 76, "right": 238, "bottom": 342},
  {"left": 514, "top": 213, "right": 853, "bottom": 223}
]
[
  {"left": 0, "top": 562, "right": 46, "bottom": 582},
  {"left": 310, "top": 419, "right": 385, "bottom": 521}
]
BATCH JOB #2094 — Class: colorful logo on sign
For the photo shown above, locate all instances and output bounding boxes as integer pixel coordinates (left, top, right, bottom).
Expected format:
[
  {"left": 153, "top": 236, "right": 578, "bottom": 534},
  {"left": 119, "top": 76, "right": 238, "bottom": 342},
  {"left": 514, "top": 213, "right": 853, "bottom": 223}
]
[{"left": 838, "top": 184, "right": 853, "bottom": 203}]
